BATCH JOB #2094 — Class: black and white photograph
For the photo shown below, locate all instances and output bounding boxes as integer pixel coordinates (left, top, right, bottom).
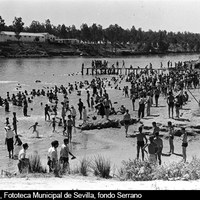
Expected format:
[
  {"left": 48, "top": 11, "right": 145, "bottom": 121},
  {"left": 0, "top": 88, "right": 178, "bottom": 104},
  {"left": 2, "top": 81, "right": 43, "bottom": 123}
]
[{"left": 1, "top": 0, "right": 200, "bottom": 193}]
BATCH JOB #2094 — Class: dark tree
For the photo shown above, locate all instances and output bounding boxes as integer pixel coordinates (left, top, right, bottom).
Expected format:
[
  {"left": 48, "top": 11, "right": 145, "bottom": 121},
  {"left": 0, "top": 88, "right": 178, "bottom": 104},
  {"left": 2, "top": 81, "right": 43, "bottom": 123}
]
[{"left": 12, "top": 17, "right": 24, "bottom": 41}]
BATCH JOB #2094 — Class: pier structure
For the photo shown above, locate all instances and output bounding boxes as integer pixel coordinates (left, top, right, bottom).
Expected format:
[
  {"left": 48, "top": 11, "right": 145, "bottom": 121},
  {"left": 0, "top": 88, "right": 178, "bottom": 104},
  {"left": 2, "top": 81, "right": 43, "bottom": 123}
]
[{"left": 81, "top": 65, "right": 169, "bottom": 76}]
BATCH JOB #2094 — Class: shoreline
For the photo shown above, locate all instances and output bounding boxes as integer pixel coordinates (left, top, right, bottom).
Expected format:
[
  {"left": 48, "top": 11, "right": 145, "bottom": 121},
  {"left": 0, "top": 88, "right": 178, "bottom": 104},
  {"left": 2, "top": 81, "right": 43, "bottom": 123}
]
[{"left": 0, "top": 51, "right": 200, "bottom": 59}]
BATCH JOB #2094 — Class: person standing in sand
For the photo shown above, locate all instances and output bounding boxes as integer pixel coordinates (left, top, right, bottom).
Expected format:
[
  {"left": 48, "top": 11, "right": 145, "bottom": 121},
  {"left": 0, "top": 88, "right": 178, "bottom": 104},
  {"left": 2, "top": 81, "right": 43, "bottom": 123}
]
[
  {"left": 168, "top": 121, "right": 175, "bottom": 154},
  {"left": 18, "top": 143, "right": 29, "bottom": 173},
  {"left": 167, "top": 91, "right": 175, "bottom": 118},
  {"left": 29, "top": 122, "right": 41, "bottom": 138},
  {"left": 152, "top": 122, "right": 160, "bottom": 137},
  {"left": 181, "top": 127, "right": 188, "bottom": 163},
  {"left": 136, "top": 126, "right": 148, "bottom": 161},
  {"left": 5, "top": 125, "right": 14, "bottom": 159},
  {"left": 12, "top": 112, "right": 18, "bottom": 135},
  {"left": 44, "top": 104, "right": 51, "bottom": 121},
  {"left": 67, "top": 115, "right": 74, "bottom": 143},
  {"left": 78, "top": 98, "right": 84, "bottom": 120},
  {"left": 123, "top": 109, "right": 131, "bottom": 137},
  {"left": 143, "top": 136, "right": 158, "bottom": 164},
  {"left": 59, "top": 138, "right": 76, "bottom": 174},
  {"left": 154, "top": 132, "right": 163, "bottom": 165}
]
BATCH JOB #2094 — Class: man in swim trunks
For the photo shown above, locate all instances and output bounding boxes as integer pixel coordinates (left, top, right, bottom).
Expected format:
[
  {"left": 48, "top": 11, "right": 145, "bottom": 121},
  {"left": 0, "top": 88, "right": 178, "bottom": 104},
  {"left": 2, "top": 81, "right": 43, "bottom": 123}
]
[{"left": 136, "top": 126, "right": 148, "bottom": 161}]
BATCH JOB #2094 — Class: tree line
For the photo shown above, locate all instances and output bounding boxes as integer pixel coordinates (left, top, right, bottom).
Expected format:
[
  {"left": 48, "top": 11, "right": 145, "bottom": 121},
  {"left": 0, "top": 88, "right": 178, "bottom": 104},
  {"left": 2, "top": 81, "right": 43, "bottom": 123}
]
[{"left": 1, "top": 16, "right": 200, "bottom": 52}]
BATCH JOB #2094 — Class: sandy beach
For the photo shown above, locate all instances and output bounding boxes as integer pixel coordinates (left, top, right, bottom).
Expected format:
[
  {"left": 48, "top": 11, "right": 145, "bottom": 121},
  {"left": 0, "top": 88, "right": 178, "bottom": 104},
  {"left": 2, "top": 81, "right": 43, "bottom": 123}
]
[{"left": 1, "top": 66, "right": 200, "bottom": 190}]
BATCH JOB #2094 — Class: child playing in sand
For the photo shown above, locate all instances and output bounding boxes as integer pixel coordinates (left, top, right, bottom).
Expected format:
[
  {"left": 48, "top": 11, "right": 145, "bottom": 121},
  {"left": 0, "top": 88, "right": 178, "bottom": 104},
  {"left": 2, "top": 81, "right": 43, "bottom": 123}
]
[
  {"left": 49, "top": 118, "right": 56, "bottom": 133},
  {"left": 29, "top": 122, "right": 41, "bottom": 138}
]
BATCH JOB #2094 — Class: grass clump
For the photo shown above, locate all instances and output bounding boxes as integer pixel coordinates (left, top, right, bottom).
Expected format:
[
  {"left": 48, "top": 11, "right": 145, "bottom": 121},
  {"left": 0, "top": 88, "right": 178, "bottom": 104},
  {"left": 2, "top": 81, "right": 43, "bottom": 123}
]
[
  {"left": 91, "top": 155, "right": 111, "bottom": 178},
  {"left": 28, "top": 151, "right": 47, "bottom": 173},
  {"left": 72, "top": 157, "right": 91, "bottom": 176}
]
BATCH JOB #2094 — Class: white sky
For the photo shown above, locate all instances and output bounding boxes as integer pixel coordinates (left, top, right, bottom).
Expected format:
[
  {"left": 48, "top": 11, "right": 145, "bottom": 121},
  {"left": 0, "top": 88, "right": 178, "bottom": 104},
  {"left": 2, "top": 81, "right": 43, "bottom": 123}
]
[{"left": 0, "top": 0, "right": 200, "bottom": 33}]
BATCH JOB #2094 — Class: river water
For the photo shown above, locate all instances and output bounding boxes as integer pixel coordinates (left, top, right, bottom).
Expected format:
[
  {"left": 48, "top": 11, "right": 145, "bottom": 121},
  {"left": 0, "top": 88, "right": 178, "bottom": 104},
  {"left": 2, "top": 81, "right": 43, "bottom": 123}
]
[{"left": 0, "top": 53, "right": 199, "bottom": 173}]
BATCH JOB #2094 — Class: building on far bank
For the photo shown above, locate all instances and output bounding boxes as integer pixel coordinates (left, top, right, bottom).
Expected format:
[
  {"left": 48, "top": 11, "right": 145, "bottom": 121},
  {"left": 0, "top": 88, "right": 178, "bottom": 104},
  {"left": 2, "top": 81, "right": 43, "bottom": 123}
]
[{"left": 0, "top": 31, "right": 56, "bottom": 43}]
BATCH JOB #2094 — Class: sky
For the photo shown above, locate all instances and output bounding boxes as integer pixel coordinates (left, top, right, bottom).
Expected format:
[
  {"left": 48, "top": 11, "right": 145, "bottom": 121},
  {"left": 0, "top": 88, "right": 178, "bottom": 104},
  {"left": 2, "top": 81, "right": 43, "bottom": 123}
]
[{"left": 1, "top": 0, "right": 200, "bottom": 33}]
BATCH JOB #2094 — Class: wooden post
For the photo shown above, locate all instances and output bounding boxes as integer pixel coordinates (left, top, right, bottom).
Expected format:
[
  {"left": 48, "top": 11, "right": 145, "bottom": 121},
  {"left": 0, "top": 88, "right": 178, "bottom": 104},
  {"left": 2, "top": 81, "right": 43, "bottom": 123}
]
[
  {"left": 92, "top": 68, "right": 94, "bottom": 75},
  {"left": 86, "top": 68, "right": 89, "bottom": 75}
]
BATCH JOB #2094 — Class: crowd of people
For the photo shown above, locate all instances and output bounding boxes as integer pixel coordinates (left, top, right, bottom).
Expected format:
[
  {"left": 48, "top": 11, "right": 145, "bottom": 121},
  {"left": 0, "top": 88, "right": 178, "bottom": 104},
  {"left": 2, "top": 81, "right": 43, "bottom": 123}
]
[{"left": 1, "top": 59, "right": 199, "bottom": 175}]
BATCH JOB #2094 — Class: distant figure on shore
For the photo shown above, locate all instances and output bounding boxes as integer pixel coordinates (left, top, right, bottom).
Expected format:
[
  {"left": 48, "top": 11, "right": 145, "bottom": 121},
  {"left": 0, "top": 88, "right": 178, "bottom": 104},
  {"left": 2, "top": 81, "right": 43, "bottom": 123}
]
[
  {"left": 12, "top": 112, "right": 18, "bottom": 135},
  {"left": 123, "top": 109, "right": 131, "bottom": 137},
  {"left": 167, "top": 92, "right": 175, "bottom": 118},
  {"left": 78, "top": 98, "right": 84, "bottom": 120},
  {"left": 49, "top": 118, "right": 57, "bottom": 133},
  {"left": 45, "top": 104, "right": 51, "bottom": 121},
  {"left": 67, "top": 115, "right": 74, "bottom": 143}
]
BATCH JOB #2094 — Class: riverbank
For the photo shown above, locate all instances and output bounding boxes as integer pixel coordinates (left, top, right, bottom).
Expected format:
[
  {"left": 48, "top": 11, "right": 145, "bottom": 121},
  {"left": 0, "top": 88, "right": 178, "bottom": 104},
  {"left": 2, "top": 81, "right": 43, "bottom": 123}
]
[{"left": 1, "top": 41, "right": 200, "bottom": 58}]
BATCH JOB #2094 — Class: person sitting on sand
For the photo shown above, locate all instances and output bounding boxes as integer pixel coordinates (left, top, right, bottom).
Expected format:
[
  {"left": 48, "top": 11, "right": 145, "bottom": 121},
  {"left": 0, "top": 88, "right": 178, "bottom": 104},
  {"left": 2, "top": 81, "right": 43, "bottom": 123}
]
[
  {"left": 136, "top": 126, "right": 148, "bottom": 161},
  {"left": 116, "top": 105, "right": 126, "bottom": 115},
  {"left": 29, "top": 122, "right": 41, "bottom": 138}
]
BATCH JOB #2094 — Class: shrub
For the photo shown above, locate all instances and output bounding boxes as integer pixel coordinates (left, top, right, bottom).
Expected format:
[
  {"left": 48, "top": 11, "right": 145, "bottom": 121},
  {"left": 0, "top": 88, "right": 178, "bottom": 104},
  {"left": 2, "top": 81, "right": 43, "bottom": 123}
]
[
  {"left": 153, "top": 156, "right": 200, "bottom": 180},
  {"left": 91, "top": 155, "right": 111, "bottom": 178},
  {"left": 118, "top": 157, "right": 200, "bottom": 181},
  {"left": 119, "top": 159, "right": 154, "bottom": 181},
  {"left": 29, "top": 151, "right": 47, "bottom": 173}
]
